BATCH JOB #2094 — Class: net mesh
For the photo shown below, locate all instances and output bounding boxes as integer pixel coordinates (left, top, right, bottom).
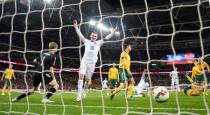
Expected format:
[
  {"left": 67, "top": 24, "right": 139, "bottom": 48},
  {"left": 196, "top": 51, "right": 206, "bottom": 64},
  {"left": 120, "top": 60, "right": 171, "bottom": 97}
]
[{"left": 0, "top": 0, "right": 209, "bottom": 114}]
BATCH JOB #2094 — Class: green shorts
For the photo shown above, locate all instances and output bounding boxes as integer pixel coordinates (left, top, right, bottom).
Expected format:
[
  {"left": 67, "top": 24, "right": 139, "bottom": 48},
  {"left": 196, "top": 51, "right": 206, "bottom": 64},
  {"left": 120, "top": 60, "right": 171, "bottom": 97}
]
[
  {"left": 195, "top": 75, "right": 204, "bottom": 83},
  {"left": 109, "top": 79, "right": 117, "bottom": 87},
  {"left": 4, "top": 78, "right": 11, "bottom": 86},
  {"left": 119, "top": 68, "right": 133, "bottom": 83}
]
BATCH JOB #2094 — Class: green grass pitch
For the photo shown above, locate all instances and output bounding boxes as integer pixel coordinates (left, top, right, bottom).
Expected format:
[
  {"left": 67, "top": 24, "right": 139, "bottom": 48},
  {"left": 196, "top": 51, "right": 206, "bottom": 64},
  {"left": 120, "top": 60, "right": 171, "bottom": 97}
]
[{"left": 0, "top": 90, "right": 210, "bottom": 115}]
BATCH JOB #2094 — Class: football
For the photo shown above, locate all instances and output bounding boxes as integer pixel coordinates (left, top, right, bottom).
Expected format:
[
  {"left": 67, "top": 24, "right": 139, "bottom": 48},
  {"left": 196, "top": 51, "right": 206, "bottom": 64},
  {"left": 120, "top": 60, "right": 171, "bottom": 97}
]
[{"left": 152, "top": 86, "right": 169, "bottom": 102}]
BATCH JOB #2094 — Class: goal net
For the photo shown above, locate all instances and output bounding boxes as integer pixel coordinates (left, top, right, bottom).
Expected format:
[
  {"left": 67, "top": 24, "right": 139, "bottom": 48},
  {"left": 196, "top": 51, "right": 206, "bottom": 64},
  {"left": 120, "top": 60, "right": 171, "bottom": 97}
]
[{"left": 0, "top": 0, "right": 210, "bottom": 114}]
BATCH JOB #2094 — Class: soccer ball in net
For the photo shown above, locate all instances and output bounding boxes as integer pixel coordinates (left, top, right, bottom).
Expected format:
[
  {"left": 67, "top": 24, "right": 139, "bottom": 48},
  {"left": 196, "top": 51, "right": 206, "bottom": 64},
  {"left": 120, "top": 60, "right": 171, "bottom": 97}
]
[{"left": 152, "top": 86, "right": 169, "bottom": 102}]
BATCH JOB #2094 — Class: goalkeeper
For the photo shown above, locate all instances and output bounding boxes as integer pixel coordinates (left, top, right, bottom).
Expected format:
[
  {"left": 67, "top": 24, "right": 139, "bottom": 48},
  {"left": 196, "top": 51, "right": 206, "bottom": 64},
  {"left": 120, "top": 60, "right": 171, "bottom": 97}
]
[{"left": 12, "top": 42, "right": 59, "bottom": 103}]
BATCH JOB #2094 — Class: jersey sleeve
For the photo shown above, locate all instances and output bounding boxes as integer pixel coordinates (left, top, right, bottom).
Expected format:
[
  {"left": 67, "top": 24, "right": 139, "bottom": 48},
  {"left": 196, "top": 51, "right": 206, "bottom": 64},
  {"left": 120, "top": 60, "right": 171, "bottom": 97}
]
[
  {"left": 97, "top": 39, "right": 104, "bottom": 46},
  {"left": 104, "top": 30, "right": 115, "bottom": 40},
  {"left": 75, "top": 26, "right": 88, "bottom": 43},
  {"left": 3, "top": 69, "right": 7, "bottom": 76},
  {"left": 121, "top": 52, "right": 126, "bottom": 59}
]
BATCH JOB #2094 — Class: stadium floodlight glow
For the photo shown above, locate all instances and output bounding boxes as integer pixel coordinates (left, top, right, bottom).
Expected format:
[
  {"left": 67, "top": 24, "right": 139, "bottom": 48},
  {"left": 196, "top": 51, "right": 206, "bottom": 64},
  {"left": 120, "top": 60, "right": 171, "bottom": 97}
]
[
  {"left": 45, "top": 0, "right": 53, "bottom": 3},
  {"left": 89, "top": 20, "right": 96, "bottom": 26},
  {"left": 97, "top": 23, "right": 109, "bottom": 31},
  {"left": 115, "top": 31, "right": 120, "bottom": 35}
]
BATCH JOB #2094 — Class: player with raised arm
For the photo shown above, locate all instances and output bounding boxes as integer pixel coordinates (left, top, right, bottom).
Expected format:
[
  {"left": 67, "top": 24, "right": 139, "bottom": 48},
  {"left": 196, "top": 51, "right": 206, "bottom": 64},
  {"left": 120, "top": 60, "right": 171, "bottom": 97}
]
[
  {"left": 110, "top": 43, "right": 135, "bottom": 100},
  {"left": 1, "top": 64, "right": 16, "bottom": 95},
  {"left": 108, "top": 63, "right": 119, "bottom": 90},
  {"left": 169, "top": 68, "right": 180, "bottom": 92},
  {"left": 73, "top": 20, "right": 117, "bottom": 101},
  {"left": 12, "top": 42, "right": 59, "bottom": 103}
]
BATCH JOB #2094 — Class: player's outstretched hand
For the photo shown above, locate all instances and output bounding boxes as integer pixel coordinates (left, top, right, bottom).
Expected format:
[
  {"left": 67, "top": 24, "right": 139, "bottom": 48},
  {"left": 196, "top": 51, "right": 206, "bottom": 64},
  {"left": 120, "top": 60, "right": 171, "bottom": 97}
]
[
  {"left": 113, "top": 27, "right": 118, "bottom": 32},
  {"left": 73, "top": 20, "right": 78, "bottom": 27},
  {"left": 33, "top": 59, "right": 37, "bottom": 63}
]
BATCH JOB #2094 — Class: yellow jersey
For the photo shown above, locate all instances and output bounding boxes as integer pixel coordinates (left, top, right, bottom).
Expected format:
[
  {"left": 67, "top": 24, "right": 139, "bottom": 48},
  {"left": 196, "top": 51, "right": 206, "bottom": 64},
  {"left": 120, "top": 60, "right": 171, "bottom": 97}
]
[
  {"left": 108, "top": 67, "right": 119, "bottom": 80},
  {"left": 187, "top": 87, "right": 202, "bottom": 96},
  {"left": 119, "top": 51, "right": 131, "bottom": 70},
  {"left": 197, "top": 61, "right": 209, "bottom": 71},
  {"left": 191, "top": 66, "right": 203, "bottom": 79},
  {"left": 4, "top": 68, "right": 15, "bottom": 80}
]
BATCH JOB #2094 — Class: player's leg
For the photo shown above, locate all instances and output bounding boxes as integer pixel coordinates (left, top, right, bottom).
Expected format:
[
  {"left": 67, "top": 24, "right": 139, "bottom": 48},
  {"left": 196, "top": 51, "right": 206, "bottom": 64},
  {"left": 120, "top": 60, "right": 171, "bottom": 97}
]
[
  {"left": 110, "top": 69, "right": 126, "bottom": 100},
  {"left": 77, "top": 62, "right": 87, "bottom": 101},
  {"left": 109, "top": 79, "right": 114, "bottom": 90},
  {"left": 127, "top": 78, "right": 135, "bottom": 98},
  {"left": 12, "top": 73, "right": 41, "bottom": 102},
  {"left": 126, "top": 70, "right": 135, "bottom": 99},
  {"left": 202, "top": 82, "right": 208, "bottom": 95},
  {"left": 7, "top": 80, "right": 12, "bottom": 95},
  {"left": 171, "top": 79, "right": 174, "bottom": 92},
  {"left": 42, "top": 75, "right": 59, "bottom": 103},
  {"left": 1, "top": 79, "right": 8, "bottom": 95},
  {"left": 83, "top": 63, "right": 95, "bottom": 98},
  {"left": 175, "top": 79, "right": 180, "bottom": 92},
  {"left": 195, "top": 75, "right": 207, "bottom": 95},
  {"left": 112, "top": 69, "right": 126, "bottom": 94}
]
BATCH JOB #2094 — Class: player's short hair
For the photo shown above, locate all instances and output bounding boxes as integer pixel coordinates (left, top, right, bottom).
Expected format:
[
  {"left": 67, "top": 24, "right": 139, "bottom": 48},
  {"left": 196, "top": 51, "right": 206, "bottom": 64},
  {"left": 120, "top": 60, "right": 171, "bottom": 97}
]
[
  {"left": 91, "top": 31, "right": 98, "bottom": 34},
  {"left": 49, "top": 42, "right": 58, "bottom": 49},
  {"left": 124, "top": 43, "right": 132, "bottom": 49}
]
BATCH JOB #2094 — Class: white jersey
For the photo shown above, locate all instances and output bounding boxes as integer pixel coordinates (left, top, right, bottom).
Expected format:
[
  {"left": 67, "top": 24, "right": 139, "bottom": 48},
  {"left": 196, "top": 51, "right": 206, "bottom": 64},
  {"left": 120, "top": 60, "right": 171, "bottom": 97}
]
[
  {"left": 74, "top": 26, "right": 114, "bottom": 63},
  {"left": 103, "top": 79, "right": 108, "bottom": 86},
  {"left": 102, "top": 79, "right": 108, "bottom": 89},
  {"left": 82, "top": 40, "right": 103, "bottom": 63},
  {"left": 169, "top": 70, "right": 178, "bottom": 80}
]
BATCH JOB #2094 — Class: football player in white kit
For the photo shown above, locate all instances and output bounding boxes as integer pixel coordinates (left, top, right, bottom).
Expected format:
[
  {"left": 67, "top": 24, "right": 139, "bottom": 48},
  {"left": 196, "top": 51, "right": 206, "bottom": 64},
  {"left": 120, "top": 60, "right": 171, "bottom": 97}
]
[
  {"left": 134, "top": 69, "right": 150, "bottom": 97},
  {"left": 74, "top": 20, "right": 117, "bottom": 101},
  {"left": 102, "top": 78, "right": 109, "bottom": 90},
  {"left": 169, "top": 68, "right": 180, "bottom": 92}
]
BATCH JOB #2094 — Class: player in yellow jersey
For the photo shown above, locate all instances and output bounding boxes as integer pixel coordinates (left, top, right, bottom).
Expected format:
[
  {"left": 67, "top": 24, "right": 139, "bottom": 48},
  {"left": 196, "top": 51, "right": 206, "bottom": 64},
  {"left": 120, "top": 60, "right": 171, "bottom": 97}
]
[
  {"left": 184, "top": 62, "right": 202, "bottom": 96},
  {"left": 108, "top": 63, "right": 119, "bottom": 90},
  {"left": 197, "top": 58, "right": 210, "bottom": 95},
  {"left": 1, "top": 64, "right": 16, "bottom": 95},
  {"left": 184, "top": 86, "right": 203, "bottom": 96},
  {"left": 186, "top": 59, "right": 208, "bottom": 95},
  {"left": 110, "top": 43, "right": 135, "bottom": 100}
]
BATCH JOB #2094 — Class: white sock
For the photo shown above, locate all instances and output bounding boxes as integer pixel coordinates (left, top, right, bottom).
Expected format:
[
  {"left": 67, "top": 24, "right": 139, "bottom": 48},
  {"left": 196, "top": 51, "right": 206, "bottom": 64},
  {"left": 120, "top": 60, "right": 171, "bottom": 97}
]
[{"left": 78, "top": 79, "right": 83, "bottom": 96}]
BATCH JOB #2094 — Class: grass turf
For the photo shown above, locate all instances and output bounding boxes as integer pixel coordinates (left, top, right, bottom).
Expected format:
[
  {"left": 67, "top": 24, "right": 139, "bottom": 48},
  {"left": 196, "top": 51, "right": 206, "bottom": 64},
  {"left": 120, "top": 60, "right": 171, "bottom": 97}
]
[{"left": 0, "top": 90, "right": 210, "bottom": 115}]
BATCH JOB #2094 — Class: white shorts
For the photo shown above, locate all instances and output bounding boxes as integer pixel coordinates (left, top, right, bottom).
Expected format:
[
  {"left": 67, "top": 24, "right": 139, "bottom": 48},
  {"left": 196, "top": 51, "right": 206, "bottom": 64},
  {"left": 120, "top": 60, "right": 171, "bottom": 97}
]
[
  {"left": 171, "top": 79, "right": 179, "bottom": 86},
  {"left": 79, "top": 61, "right": 96, "bottom": 79}
]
